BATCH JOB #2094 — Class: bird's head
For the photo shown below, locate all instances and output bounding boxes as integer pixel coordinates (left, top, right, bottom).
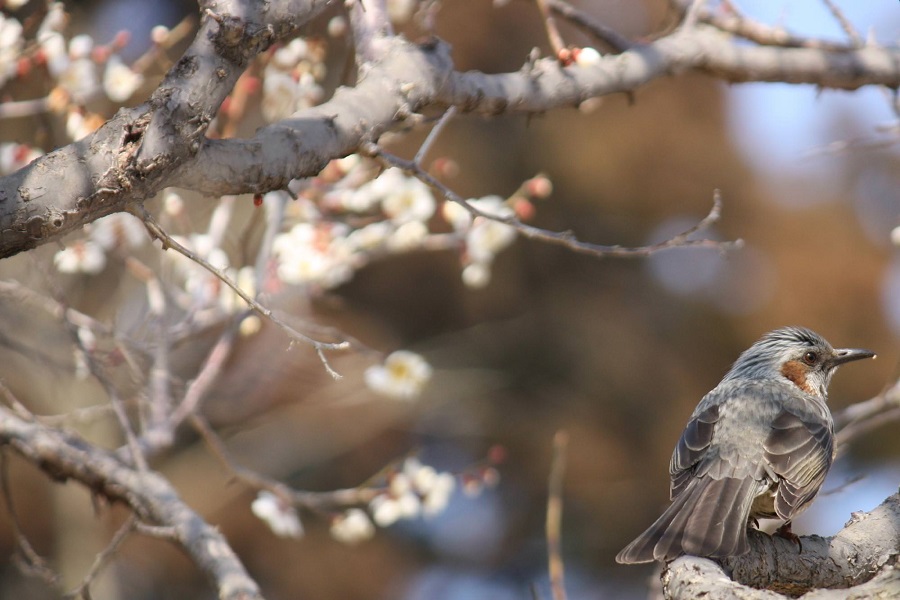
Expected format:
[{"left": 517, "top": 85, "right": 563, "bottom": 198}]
[{"left": 725, "top": 326, "right": 875, "bottom": 398}]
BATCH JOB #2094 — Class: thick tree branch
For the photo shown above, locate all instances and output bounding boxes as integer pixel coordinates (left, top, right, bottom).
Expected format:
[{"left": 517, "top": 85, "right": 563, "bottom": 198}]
[
  {"left": 173, "top": 26, "right": 900, "bottom": 197},
  {"left": 0, "top": 407, "right": 263, "bottom": 600},
  {"left": 0, "top": 6, "right": 896, "bottom": 257},
  {"left": 662, "top": 493, "right": 900, "bottom": 599},
  {"left": 0, "top": 0, "right": 334, "bottom": 259}
]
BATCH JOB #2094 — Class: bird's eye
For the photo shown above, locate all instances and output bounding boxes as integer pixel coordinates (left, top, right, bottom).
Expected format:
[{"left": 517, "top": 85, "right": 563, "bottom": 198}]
[{"left": 803, "top": 351, "right": 818, "bottom": 365}]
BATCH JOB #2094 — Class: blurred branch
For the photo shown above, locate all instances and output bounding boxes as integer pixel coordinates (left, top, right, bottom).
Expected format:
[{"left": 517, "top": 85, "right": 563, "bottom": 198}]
[
  {"left": 535, "top": 0, "right": 567, "bottom": 61},
  {"left": 367, "top": 143, "right": 740, "bottom": 259},
  {"left": 191, "top": 413, "right": 379, "bottom": 512},
  {"left": 834, "top": 374, "right": 900, "bottom": 453},
  {"left": 547, "top": 431, "right": 569, "bottom": 600},
  {"left": 64, "top": 516, "right": 136, "bottom": 600},
  {"left": 0, "top": 452, "right": 61, "bottom": 587},
  {"left": 0, "top": 405, "right": 263, "bottom": 600},
  {"left": 546, "top": 0, "right": 632, "bottom": 52},
  {"left": 131, "top": 205, "right": 350, "bottom": 378}
]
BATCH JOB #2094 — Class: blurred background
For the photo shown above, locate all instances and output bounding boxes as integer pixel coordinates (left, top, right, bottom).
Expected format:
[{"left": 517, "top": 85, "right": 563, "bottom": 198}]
[{"left": 0, "top": 0, "right": 897, "bottom": 598}]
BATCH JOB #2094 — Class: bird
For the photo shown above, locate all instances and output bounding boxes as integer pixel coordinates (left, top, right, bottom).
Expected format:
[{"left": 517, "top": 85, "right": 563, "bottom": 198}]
[{"left": 616, "top": 326, "right": 875, "bottom": 564}]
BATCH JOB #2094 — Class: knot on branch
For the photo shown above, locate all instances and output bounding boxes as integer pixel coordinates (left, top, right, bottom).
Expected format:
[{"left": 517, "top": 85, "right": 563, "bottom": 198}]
[{"left": 204, "top": 9, "right": 276, "bottom": 66}]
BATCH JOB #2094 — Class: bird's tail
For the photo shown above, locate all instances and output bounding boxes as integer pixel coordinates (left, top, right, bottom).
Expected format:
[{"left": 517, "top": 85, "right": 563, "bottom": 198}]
[{"left": 615, "top": 476, "right": 763, "bottom": 564}]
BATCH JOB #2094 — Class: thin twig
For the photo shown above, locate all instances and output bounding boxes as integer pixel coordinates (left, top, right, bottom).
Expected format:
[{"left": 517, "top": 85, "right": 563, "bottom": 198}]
[
  {"left": 108, "top": 388, "right": 149, "bottom": 472},
  {"left": 547, "top": 430, "right": 568, "bottom": 600},
  {"left": 191, "top": 414, "right": 379, "bottom": 512},
  {"left": 681, "top": 0, "right": 707, "bottom": 30},
  {"left": 64, "top": 516, "right": 136, "bottom": 600},
  {"left": 698, "top": 1, "right": 856, "bottom": 51},
  {"left": 31, "top": 259, "right": 149, "bottom": 471},
  {"left": 169, "top": 322, "right": 239, "bottom": 427},
  {"left": 820, "top": 0, "right": 862, "bottom": 47},
  {"left": 364, "top": 144, "right": 741, "bottom": 258},
  {"left": 130, "top": 14, "right": 197, "bottom": 75},
  {"left": 546, "top": 0, "right": 631, "bottom": 52},
  {"left": 125, "top": 258, "right": 172, "bottom": 438},
  {"left": 0, "top": 96, "right": 52, "bottom": 120},
  {"left": 0, "top": 380, "right": 35, "bottom": 420},
  {"left": 0, "top": 452, "right": 61, "bottom": 586},
  {"left": 130, "top": 205, "right": 350, "bottom": 379},
  {"left": 535, "top": 0, "right": 567, "bottom": 60},
  {"left": 835, "top": 372, "right": 900, "bottom": 454},
  {"left": 414, "top": 106, "right": 457, "bottom": 165}
]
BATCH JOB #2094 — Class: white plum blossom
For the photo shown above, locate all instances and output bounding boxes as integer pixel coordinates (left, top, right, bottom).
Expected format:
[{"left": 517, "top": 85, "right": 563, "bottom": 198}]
[
  {"left": 327, "top": 16, "right": 347, "bottom": 37},
  {"left": 422, "top": 472, "right": 456, "bottom": 517},
  {"left": 462, "top": 262, "right": 491, "bottom": 289},
  {"left": 0, "top": 14, "right": 23, "bottom": 88},
  {"left": 261, "top": 70, "right": 299, "bottom": 122},
  {"left": 163, "top": 189, "right": 185, "bottom": 216},
  {"left": 0, "top": 143, "right": 42, "bottom": 174},
  {"left": 364, "top": 350, "right": 433, "bottom": 400},
  {"left": 370, "top": 495, "right": 403, "bottom": 527},
  {"left": 466, "top": 218, "right": 516, "bottom": 263},
  {"left": 272, "top": 223, "right": 330, "bottom": 284},
  {"left": 345, "top": 221, "right": 391, "bottom": 252},
  {"left": 150, "top": 25, "right": 170, "bottom": 45},
  {"left": 403, "top": 458, "right": 456, "bottom": 517},
  {"left": 295, "top": 71, "right": 323, "bottom": 109},
  {"left": 368, "top": 458, "right": 457, "bottom": 527},
  {"left": 54, "top": 241, "right": 106, "bottom": 274},
  {"left": 466, "top": 196, "right": 517, "bottom": 264},
  {"left": 68, "top": 34, "right": 93, "bottom": 59},
  {"left": 389, "top": 472, "right": 412, "bottom": 497},
  {"left": 251, "top": 491, "right": 303, "bottom": 539},
  {"left": 90, "top": 213, "right": 146, "bottom": 250},
  {"left": 387, "top": 221, "right": 428, "bottom": 251},
  {"left": 442, "top": 200, "right": 473, "bottom": 232},
  {"left": 59, "top": 57, "right": 99, "bottom": 101},
  {"left": 66, "top": 109, "right": 90, "bottom": 141},
  {"left": 404, "top": 458, "right": 435, "bottom": 491},
  {"left": 891, "top": 226, "right": 900, "bottom": 246},
  {"left": 38, "top": 32, "right": 68, "bottom": 78},
  {"left": 37, "top": 3, "right": 66, "bottom": 39},
  {"left": 103, "top": 54, "right": 143, "bottom": 102},
  {"left": 271, "top": 38, "right": 310, "bottom": 69},
  {"left": 330, "top": 509, "right": 375, "bottom": 544},
  {"left": 375, "top": 169, "right": 435, "bottom": 224},
  {"left": 575, "top": 47, "right": 602, "bottom": 66},
  {"left": 260, "top": 36, "right": 324, "bottom": 122}
]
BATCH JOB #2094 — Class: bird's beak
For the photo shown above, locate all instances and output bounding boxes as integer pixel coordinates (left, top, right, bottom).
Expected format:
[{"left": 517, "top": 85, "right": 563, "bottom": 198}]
[{"left": 830, "top": 348, "right": 876, "bottom": 367}]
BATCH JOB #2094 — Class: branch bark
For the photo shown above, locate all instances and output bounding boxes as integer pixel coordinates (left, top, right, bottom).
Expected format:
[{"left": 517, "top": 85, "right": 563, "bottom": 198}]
[
  {"left": 0, "top": 6, "right": 897, "bottom": 257},
  {"left": 662, "top": 493, "right": 900, "bottom": 599},
  {"left": 0, "top": 407, "right": 263, "bottom": 600}
]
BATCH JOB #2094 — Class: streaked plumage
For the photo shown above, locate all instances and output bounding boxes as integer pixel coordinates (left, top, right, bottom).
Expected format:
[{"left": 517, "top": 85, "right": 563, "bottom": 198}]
[{"left": 616, "top": 327, "right": 875, "bottom": 564}]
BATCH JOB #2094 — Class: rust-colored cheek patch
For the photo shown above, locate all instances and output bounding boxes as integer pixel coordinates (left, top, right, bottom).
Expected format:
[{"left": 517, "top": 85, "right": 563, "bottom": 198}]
[{"left": 781, "top": 360, "right": 814, "bottom": 394}]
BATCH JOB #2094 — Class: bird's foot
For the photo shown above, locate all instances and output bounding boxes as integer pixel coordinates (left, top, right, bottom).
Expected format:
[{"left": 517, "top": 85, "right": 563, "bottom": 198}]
[{"left": 774, "top": 522, "right": 802, "bottom": 553}]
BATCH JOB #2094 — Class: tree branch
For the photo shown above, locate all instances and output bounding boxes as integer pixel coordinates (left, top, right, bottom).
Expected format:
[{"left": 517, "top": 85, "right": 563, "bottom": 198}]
[
  {"left": 662, "top": 493, "right": 900, "bottom": 599},
  {"left": 0, "top": 406, "right": 263, "bottom": 600}
]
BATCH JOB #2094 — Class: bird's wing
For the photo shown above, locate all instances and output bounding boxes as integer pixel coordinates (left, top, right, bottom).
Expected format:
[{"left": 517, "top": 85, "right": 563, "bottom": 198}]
[
  {"left": 669, "top": 403, "right": 720, "bottom": 500},
  {"left": 764, "top": 408, "right": 834, "bottom": 520}
]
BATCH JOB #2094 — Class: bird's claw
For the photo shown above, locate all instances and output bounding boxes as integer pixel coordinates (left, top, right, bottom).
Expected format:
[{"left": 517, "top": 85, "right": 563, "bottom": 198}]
[{"left": 774, "top": 522, "right": 802, "bottom": 553}]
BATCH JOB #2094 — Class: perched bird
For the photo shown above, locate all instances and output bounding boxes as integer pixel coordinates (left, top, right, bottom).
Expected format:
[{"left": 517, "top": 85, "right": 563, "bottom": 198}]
[{"left": 616, "top": 326, "right": 875, "bottom": 564}]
